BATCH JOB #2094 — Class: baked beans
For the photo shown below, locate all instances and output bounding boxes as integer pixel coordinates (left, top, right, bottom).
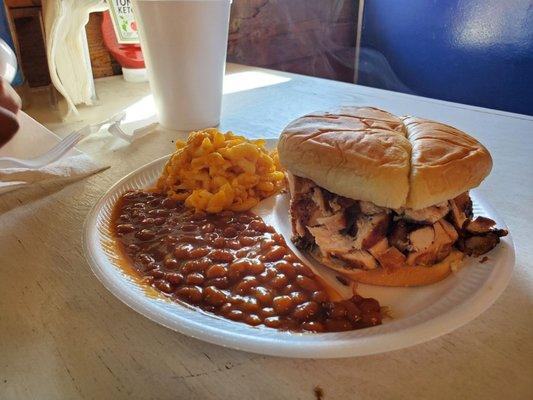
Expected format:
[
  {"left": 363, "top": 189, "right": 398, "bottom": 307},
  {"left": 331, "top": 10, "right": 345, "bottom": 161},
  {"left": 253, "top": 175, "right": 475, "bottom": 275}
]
[{"left": 111, "top": 190, "right": 382, "bottom": 332}]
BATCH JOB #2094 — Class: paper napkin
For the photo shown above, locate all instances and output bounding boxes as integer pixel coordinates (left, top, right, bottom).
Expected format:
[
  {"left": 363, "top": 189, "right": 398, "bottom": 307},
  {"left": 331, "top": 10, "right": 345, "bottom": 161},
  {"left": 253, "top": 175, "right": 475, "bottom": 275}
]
[{"left": 0, "top": 112, "right": 108, "bottom": 195}]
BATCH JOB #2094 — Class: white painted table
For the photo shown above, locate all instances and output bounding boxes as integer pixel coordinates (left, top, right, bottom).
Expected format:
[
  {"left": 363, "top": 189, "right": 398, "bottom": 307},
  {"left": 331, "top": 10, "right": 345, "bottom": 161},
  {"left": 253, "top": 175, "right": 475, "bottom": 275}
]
[{"left": 1, "top": 64, "right": 532, "bottom": 399}]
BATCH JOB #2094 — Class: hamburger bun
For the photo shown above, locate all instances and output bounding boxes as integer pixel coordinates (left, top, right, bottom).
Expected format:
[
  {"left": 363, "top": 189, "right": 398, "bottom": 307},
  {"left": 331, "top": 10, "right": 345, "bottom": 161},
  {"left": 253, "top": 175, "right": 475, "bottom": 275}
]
[
  {"left": 310, "top": 248, "right": 465, "bottom": 287},
  {"left": 278, "top": 107, "right": 492, "bottom": 210}
]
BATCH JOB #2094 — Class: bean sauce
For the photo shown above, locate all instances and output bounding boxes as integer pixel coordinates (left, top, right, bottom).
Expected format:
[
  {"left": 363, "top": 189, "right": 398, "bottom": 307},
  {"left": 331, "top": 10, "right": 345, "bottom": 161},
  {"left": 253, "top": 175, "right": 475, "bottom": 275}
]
[{"left": 111, "top": 190, "right": 382, "bottom": 332}]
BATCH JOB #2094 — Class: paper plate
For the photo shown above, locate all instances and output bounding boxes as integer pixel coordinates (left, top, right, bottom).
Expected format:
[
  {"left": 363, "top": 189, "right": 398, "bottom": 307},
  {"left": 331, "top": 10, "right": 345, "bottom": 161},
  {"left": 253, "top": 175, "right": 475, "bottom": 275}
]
[{"left": 84, "top": 154, "right": 514, "bottom": 358}]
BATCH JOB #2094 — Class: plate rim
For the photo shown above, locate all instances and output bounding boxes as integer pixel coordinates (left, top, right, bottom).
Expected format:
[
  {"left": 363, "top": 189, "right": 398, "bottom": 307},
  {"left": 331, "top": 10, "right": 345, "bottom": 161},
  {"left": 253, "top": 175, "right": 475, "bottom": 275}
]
[{"left": 83, "top": 154, "right": 515, "bottom": 358}]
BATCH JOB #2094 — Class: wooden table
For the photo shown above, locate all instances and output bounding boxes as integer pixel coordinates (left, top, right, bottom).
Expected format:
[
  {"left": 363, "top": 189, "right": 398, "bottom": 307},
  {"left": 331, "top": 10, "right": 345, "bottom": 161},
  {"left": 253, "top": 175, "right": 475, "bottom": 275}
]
[{"left": 2, "top": 64, "right": 532, "bottom": 399}]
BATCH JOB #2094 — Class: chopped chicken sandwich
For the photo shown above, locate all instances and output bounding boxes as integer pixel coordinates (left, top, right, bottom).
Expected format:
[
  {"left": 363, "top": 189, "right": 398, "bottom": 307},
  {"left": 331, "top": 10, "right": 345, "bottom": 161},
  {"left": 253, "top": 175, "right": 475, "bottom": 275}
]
[{"left": 278, "top": 107, "right": 508, "bottom": 286}]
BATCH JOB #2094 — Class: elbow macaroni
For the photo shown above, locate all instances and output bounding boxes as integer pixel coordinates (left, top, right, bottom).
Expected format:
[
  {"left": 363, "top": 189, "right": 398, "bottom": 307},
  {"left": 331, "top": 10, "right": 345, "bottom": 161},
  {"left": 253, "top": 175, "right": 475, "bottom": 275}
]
[{"left": 156, "top": 128, "right": 285, "bottom": 213}]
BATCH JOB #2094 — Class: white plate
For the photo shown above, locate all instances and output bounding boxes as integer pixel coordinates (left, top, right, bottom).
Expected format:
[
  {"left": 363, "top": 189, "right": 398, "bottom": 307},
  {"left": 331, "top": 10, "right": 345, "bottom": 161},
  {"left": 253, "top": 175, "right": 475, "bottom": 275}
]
[{"left": 84, "top": 155, "right": 515, "bottom": 358}]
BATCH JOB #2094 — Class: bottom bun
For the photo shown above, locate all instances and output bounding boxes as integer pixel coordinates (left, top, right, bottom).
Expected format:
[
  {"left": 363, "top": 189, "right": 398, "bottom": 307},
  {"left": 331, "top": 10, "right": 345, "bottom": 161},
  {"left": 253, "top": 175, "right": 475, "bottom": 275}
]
[{"left": 310, "top": 249, "right": 465, "bottom": 287}]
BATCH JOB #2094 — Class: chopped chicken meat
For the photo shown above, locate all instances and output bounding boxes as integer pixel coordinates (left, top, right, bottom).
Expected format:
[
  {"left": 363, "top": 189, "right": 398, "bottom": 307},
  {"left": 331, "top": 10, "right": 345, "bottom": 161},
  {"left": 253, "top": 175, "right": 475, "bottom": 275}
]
[
  {"left": 335, "top": 250, "right": 378, "bottom": 270},
  {"left": 368, "top": 238, "right": 406, "bottom": 271},
  {"left": 308, "top": 207, "right": 325, "bottom": 227},
  {"left": 458, "top": 234, "right": 501, "bottom": 257},
  {"left": 433, "top": 220, "right": 455, "bottom": 260},
  {"left": 311, "top": 187, "right": 330, "bottom": 217},
  {"left": 464, "top": 216, "right": 496, "bottom": 234},
  {"left": 360, "top": 201, "right": 388, "bottom": 215},
  {"left": 408, "top": 226, "right": 435, "bottom": 252},
  {"left": 448, "top": 194, "right": 506, "bottom": 257},
  {"left": 291, "top": 197, "right": 317, "bottom": 237},
  {"left": 287, "top": 173, "right": 328, "bottom": 237},
  {"left": 286, "top": 171, "right": 314, "bottom": 197},
  {"left": 406, "top": 221, "right": 455, "bottom": 265},
  {"left": 439, "top": 218, "right": 459, "bottom": 242},
  {"left": 330, "top": 196, "right": 358, "bottom": 213},
  {"left": 368, "top": 237, "right": 389, "bottom": 258},
  {"left": 453, "top": 192, "right": 473, "bottom": 218},
  {"left": 457, "top": 227, "right": 508, "bottom": 257},
  {"left": 289, "top": 175, "right": 506, "bottom": 272},
  {"left": 398, "top": 201, "right": 450, "bottom": 224},
  {"left": 316, "top": 212, "right": 346, "bottom": 233},
  {"left": 449, "top": 198, "right": 468, "bottom": 229},
  {"left": 307, "top": 226, "right": 353, "bottom": 255},
  {"left": 352, "top": 213, "right": 390, "bottom": 250},
  {"left": 389, "top": 220, "right": 410, "bottom": 252},
  {"left": 376, "top": 247, "right": 407, "bottom": 271}
]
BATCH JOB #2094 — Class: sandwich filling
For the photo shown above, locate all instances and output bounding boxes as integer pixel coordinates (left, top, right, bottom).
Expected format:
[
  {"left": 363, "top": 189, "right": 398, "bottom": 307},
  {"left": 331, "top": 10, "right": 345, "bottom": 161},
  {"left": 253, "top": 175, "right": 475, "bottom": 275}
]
[{"left": 288, "top": 173, "right": 507, "bottom": 271}]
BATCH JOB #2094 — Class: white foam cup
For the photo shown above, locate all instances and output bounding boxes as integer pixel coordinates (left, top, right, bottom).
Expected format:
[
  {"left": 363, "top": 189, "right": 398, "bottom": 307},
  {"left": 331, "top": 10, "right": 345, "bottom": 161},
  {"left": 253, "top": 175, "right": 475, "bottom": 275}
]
[{"left": 132, "top": 0, "right": 231, "bottom": 131}]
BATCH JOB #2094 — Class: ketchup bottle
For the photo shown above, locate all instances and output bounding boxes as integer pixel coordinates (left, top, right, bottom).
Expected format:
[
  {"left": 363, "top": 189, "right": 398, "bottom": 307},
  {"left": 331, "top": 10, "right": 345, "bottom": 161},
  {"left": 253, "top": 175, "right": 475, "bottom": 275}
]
[{"left": 101, "top": 11, "right": 147, "bottom": 82}]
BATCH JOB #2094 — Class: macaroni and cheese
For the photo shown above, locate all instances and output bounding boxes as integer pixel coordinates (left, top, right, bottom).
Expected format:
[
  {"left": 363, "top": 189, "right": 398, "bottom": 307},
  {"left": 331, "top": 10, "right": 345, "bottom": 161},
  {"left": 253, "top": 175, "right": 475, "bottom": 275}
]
[{"left": 156, "top": 128, "right": 285, "bottom": 213}]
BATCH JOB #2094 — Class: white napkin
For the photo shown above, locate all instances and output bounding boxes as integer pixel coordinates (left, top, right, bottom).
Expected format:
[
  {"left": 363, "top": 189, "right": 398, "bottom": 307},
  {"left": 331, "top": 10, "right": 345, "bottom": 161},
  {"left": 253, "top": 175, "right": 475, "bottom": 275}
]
[
  {"left": 43, "top": 0, "right": 108, "bottom": 118},
  {"left": 0, "top": 112, "right": 108, "bottom": 194}
]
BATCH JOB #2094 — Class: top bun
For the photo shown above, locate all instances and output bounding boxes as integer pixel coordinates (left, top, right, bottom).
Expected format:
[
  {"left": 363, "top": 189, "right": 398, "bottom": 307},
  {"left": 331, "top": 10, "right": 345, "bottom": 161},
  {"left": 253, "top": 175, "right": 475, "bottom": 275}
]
[{"left": 278, "top": 107, "right": 492, "bottom": 210}]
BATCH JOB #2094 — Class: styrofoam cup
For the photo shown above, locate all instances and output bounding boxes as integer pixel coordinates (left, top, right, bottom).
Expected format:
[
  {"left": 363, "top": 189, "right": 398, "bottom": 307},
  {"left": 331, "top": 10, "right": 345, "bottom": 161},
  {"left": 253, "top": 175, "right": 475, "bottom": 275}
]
[{"left": 132, "top": 0, "right": 231, "bottom": 131}]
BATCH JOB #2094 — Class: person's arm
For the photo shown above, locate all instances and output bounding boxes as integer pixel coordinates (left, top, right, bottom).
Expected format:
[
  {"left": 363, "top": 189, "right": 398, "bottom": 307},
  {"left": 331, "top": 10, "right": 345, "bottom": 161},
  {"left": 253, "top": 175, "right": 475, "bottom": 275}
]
[
  {"left": 0, "top": 77, "right": 21, "bottom": 148},
  {"left": 0, "top": 77, "right": 21, "bottom": 114}
]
